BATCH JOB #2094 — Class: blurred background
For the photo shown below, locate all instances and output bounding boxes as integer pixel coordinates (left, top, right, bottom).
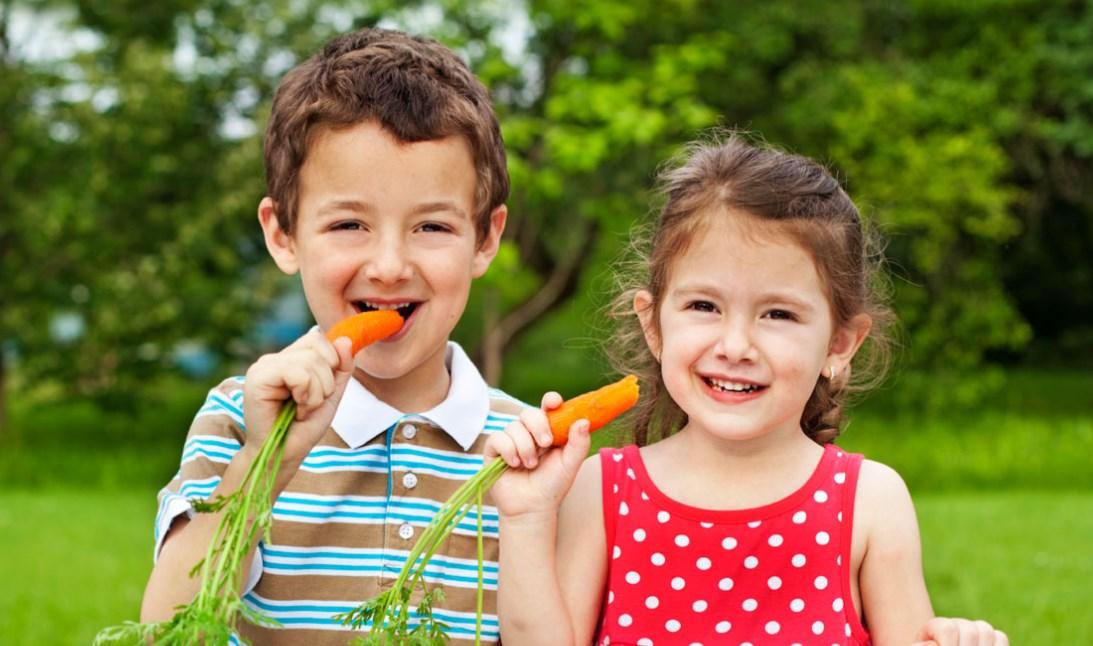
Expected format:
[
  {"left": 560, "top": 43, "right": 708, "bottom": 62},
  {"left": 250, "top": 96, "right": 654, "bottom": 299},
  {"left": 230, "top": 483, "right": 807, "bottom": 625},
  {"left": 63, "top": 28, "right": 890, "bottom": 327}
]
[{"left": 1, "top": 0, "right": 1091, "bottom": 643}]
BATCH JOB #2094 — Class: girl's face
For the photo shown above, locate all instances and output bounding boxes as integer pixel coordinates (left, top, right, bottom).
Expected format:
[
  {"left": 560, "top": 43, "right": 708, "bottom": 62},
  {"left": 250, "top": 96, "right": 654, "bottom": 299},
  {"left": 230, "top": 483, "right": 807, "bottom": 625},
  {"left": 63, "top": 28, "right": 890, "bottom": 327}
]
[{"left": 636, "top": 214, "right": 869, "bottom": 446}]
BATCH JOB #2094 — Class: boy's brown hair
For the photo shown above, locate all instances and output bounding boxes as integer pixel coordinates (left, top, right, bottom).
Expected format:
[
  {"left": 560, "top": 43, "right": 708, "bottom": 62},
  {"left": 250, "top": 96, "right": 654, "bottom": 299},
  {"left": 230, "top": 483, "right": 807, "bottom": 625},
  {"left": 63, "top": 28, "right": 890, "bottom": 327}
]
[{"left": 263, "top": 28, "right": 509, "bottom": 242}]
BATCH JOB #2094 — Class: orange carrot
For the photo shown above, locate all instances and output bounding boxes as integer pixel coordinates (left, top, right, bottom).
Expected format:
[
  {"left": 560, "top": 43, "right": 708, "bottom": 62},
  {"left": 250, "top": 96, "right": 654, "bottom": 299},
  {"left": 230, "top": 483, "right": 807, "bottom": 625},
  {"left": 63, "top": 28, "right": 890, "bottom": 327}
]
[
  {"left": 325, "top": 310, "right": 404, "bottom": 355},
  {"left": 547, "top": 374, "right": 640, "bottom": 446}
]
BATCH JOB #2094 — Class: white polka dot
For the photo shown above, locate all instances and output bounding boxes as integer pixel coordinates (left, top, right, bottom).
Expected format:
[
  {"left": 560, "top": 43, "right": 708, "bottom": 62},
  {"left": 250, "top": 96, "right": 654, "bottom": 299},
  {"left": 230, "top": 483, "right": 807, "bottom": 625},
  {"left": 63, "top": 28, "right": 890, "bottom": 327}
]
[
  {"left": 692, "top": 600, "right": 708, "bottom": 612},
  {"left": 765, "top": 621, "right": 780, "bottom": 635},
  {"left": 609, "top": 591, "right": 614, "bottom": 604},
  {"left": 718, "top": 577, "right": 734, "bottom": 591},
  {"left": 715, "top": 621, "right": 731, "bottom": 634},
  {"left": 603, "top": 637, "right": 610, "bottom": 645},
  {"left": 696, "top": 557, "right": 712, "bottom": 570},
  {"left": 814, "top": 575, "right": 829, "bottom": 590},
  {"left": 744, "top": 555, "right": 759, "bottom": 569},
  {"left": 792, "top": 510, "right": 807, "bottom": 524},
  {"left": 689, "top": 643, "right": 703, "bottom": 646},
  {"left": 625, "top": 571, "right": 641, "bottom": 584},
  {"left": 613, "top": 545, "right": 621, "bottom": 559},
  {"left": 846, "top": 623, "right": 852, "bottom": 636},
  {"left": 645, "top": 595, "right": 659, "bottom": 609},
  {"left": 814, "top": 490, "right": 829, "bottom": 503},
  {"left": 721, "top": 536, "right": 737, "bottom": 550},
  {"left": 747, "top": 520, "right": 761, "bottom": 528},
  {"left": 612, "top": 452, "right": 623, "bottom": 461},
  {"left": 700, "top": 522, "right": 714, "bottom": 528},
  {"left": 657, "top": 510, "right": 670, "bottom": 523},
  {"left": 792, "top": 553, "right": 806, "bottom": 567},
  {"left": 834, "top": 471, "right": 846, "bottom": 484},
  {"left": 768, "top": 576, "right": 782, "bottom": 590},
  {"left": 671, "top": 576, "right": 686, "bottom": 590},
  {"left": 613, "top": 484, "right": 619, "bottom": 494},
  {"left": 833, "top": 598, "right": 844, "bottom": 612},
  {"left": 665, "top": 619, "right": 681, "bottom": 633},
  {"left": 838, "top": 511, "right": 843, "bottom": 522},
  {"left": 742, "top": 598, "right": 758, "bottom": 611},
  {"left": 627, "top": 468, "right": 636, "bottom": 479},
  {"left": 790, "top": 598, "right": 805, "bottom": 612},
  {"left": 640, "top": 491, "right": 650, "bottom": 501},
  {"left": 636, "top": 640, "right": 651, "bottom": 646},
  {"left": 816, "top": 531, "right": 830, "bottom": 545},
  {"left": 675, "top": 534, "right": 690, "bottom": 547},
  {"left": 650, "top": 552, "right": 666, "bottom": 566},
  {"left": 619, "top": 502, "right": 629, "bottom": 516},
  {"left": 768, "top": 533, "right": 784, "bottom": 547},
  {"left": 619, "top": 614, "right": 633, "bottom": 627},
  {"left": 837, "top": 555, "right": 842, "bottom": 566},
  {"left": 812, "top": 620, "right": 824, "bottom": 635},
  {"left": 633, "top": 528, "right": 647, "bottom": 542}
]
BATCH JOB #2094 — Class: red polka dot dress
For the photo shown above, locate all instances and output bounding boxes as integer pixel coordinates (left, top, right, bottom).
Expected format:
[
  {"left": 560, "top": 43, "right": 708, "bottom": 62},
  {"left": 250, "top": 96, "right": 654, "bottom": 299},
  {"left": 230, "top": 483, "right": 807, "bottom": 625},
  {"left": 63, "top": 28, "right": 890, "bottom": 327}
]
[{"left": 595, "top": 444, "right": 870, "bottom": 646}]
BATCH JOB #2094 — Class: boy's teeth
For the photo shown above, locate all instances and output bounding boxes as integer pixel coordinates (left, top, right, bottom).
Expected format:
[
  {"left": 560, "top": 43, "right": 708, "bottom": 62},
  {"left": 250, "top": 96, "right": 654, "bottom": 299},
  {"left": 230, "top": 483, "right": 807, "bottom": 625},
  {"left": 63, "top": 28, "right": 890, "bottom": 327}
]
[{"left": 361, "top": 301, "right": 410, "bottom": 311}]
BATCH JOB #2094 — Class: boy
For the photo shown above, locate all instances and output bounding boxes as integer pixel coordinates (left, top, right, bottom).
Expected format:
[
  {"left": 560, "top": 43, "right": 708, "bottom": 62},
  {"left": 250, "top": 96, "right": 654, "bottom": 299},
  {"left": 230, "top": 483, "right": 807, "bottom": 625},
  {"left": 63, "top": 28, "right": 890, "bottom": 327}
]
[{"left": 140, "top": 28, "right": 519, "bottom": 644}]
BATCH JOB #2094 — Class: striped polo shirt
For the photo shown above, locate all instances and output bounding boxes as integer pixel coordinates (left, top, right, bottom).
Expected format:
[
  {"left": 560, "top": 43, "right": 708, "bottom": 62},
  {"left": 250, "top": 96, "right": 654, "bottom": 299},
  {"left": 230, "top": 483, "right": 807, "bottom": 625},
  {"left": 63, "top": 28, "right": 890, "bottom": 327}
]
[{"left": 154, "top": 342, "right": 526, "bottom": 645}]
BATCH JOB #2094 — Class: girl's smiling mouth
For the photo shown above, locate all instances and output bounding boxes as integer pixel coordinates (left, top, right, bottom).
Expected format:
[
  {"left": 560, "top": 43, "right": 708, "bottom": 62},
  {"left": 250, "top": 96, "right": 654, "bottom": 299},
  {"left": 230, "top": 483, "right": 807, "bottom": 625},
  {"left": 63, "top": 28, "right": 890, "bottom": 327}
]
[{"left": 700, "top": 375, "right": 768, "bottom": 399}]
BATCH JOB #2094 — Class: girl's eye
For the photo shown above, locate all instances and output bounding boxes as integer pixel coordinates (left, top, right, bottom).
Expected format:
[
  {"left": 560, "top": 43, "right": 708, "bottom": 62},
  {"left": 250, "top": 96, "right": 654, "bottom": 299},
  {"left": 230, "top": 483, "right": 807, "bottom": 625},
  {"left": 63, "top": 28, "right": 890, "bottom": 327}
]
[
  {"left": 687, "top": 300, "right": 718, "bottom": 313},
  {"left": 764, "top": 309, "right": 798, "bottom": 321}
]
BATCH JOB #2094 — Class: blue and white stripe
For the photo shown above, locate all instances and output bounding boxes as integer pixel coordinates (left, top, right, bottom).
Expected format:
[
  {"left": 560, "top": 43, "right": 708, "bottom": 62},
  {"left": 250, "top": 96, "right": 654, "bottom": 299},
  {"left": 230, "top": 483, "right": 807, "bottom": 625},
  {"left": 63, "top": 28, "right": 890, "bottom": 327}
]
[
  {"left": 154, "top": 475, "right": 221, "bottom": 545},
  {"left": 241, "top": 591, "right": 500, "bottom": 641},
  {"left": 261, "top": 544, "right": 499, "bottom": 589},
  {"left": 195, "top": 381, "right": 246, "bottom": 428},
  {"left": 271, "top": 493, "right": 500, "bottom": 537},
  {"left": 181, "top": 435, "right": 241, "bottom": 466}
]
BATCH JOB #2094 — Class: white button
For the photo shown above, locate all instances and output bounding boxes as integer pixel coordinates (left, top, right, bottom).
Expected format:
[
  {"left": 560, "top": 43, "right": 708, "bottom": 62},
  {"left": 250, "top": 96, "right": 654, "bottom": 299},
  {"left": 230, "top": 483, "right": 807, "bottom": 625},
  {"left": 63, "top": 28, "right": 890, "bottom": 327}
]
[
  {"left": 402, "top": 424, "right": 417, "bottom": 439},
  {"left": 402, "top": 472, "right": 418, "bottom": 489},
  {"left": 398, "top": 523, "right": 414, "bottom": 540}
]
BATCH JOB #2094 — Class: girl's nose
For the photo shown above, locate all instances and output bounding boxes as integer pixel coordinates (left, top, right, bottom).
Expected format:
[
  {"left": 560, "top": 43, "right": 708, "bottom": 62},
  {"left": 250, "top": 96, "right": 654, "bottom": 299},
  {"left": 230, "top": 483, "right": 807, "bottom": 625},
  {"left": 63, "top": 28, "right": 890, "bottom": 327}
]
[{"left": 715, "top": 317, "right": 757, "bottom": 362}]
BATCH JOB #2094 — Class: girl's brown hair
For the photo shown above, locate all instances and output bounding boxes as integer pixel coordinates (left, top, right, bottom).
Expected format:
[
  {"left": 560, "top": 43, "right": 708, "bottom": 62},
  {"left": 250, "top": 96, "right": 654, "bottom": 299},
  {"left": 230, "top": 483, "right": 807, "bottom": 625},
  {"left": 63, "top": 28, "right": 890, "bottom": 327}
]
[
  {"left": 608, "top": 133, "right": 895, "bottom": 446},
  {"left": 263, "top": 28, "right": 508, "bottom": 241}
]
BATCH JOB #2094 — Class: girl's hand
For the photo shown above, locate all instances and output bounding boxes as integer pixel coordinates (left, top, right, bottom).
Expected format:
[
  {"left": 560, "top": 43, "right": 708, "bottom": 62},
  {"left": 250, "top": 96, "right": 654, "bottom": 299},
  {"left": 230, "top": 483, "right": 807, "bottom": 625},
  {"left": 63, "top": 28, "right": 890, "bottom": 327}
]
[
  {"left": 243, "top": 328, "right": 355, "bottom": 466},
  {"left": 913, "top": 617, "right": 1009, "bottom": 646},
  {"left": 485, "top": 392, "right": 591, "bottom": 519}
]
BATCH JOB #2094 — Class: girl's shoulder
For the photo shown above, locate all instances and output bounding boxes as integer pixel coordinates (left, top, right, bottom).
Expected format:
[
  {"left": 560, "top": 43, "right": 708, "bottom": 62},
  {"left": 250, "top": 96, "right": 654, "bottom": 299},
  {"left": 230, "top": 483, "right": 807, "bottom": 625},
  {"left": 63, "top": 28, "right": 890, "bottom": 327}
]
[{"left": 853, "top": 458, "right": 919, "bottom": 548}]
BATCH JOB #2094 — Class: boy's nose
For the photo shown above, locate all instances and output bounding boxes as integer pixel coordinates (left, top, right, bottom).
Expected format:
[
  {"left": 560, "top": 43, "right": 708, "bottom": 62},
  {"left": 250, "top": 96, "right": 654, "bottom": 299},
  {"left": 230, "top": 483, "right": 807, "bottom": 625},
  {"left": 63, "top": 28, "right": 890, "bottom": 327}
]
[{"left": 363, "top": 238, "right": 413, "bottom": 284}]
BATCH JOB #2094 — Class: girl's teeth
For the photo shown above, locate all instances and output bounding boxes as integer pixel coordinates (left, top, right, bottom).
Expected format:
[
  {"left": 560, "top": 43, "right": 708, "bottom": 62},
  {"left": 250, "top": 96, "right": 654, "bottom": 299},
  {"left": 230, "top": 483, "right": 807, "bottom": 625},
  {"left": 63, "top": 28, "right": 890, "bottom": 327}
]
[{"left": 709, "top": 378, "right": 759, "bottom": 393}]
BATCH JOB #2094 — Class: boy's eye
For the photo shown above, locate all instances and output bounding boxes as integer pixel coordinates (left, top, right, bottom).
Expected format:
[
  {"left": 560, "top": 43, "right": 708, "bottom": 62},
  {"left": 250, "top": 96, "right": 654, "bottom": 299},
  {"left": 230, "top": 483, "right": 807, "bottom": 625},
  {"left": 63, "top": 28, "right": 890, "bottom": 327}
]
[
  {"left": 332, "top": 221, "right": 363, "bottom": 231},
  {"left": 418, "top": 222, "right": 453, "bottom": 233},
  {"left": 687, "top": 300, "right": 718, "bottom": 313}
]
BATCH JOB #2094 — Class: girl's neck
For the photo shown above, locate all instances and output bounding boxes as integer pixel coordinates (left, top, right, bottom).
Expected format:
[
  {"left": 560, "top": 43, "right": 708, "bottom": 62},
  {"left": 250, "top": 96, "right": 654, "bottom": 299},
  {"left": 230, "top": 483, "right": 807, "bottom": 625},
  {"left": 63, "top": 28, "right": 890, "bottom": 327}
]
[{"left": 641, "top": 423, "right": 824, "bottom": 511}]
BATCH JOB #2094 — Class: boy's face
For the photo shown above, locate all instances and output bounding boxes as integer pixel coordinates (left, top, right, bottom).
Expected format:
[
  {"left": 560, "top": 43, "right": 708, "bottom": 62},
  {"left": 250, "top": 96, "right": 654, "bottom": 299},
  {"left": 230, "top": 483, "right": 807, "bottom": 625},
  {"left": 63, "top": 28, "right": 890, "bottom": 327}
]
[{"left": 260, "top": 120, "right": 505, "bottom": 408}]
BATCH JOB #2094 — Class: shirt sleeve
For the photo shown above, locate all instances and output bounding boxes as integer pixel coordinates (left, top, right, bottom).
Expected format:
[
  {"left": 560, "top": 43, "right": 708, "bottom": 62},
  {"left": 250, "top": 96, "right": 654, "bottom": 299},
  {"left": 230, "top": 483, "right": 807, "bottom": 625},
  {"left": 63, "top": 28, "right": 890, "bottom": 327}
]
[{"left": 152, "top": 376, "right": 263, "bottom": 593}]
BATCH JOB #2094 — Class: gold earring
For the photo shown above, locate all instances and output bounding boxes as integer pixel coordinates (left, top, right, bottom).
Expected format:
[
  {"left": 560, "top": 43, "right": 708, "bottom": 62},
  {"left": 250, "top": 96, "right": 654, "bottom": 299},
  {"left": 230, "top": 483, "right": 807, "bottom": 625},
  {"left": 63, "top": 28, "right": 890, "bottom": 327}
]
[{"left": 828, "top": 365, "right": 838, "bottom": 380}]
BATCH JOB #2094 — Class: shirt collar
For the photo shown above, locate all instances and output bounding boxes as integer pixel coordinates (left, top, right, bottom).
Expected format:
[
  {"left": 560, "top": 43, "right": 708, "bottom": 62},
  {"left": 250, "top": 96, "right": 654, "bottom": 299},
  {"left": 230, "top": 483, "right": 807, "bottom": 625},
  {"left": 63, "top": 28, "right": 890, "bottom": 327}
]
[{"left": 330, "top": 341, "right": 490, "bottom": 451}]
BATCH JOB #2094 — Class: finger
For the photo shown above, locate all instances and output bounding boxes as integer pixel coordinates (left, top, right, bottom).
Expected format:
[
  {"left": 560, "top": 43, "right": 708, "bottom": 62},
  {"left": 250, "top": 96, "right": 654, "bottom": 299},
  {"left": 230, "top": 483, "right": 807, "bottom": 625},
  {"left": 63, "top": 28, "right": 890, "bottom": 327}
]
[
  {"left": 507, "top": 420, "right": 540, "bottom": 468},
  {"left": 973, "top": 620, "right": 995, "bottom": 644},
  {"left": 560, "top": 420, "right": 591, "bottom": 473},
  {"left": 520, "top": 406, "right": 555, "bottom": 448},
  {"left": 540, "top": 391, "right": 563, "bottom": 410},
  {"left": 921, "top": 618, "right": 958, "bottom": 646},
  {"left": 911, "top": 641, "right": 939, "bottom": 646},
  {"left": 490, "top": 431, "right": 521, "bottom": 468},
  {"left": 994, "top": 630, "right": 1008, "bottom": 646},
  {"left": 330, "top": 336, "right": 355, "bottom": 373},
  {"left": 957, "top": 619, "right": 978, "bottom": 645}
]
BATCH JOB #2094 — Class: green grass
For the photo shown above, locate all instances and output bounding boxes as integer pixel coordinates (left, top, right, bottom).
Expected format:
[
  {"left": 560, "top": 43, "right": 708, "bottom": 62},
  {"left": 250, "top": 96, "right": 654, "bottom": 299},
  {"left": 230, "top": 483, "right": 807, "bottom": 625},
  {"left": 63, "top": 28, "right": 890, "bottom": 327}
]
[
  {"left": 0, "top": 488, "right": 1089, "bottom": 644},
  {"left": 0, "top": 489, "right": 154, "bottom": 645}
]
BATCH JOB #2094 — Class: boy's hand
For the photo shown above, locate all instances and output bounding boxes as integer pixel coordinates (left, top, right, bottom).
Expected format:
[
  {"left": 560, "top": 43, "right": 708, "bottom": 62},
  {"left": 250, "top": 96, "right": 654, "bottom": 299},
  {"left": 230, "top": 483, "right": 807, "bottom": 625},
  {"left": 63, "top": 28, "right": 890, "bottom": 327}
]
[
  {"left": 243, "top": 329, "right": 355, "bottom": 466},
  {"left": 485, "top": 392, "right": 591, "bottom": 519},
  {"left": 913, "top": 617, "right": 1009, "bottom": 646}
]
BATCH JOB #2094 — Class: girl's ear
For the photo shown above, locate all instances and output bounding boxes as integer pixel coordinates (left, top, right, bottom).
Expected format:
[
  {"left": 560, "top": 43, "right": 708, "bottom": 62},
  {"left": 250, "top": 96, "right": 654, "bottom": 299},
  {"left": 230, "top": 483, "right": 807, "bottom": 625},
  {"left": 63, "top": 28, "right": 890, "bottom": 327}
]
[
  {"left": 826, "top": 313, "right": 872, "bottom": 378},
  {"left": 634, "top": 289, "right": 661, "bottom": 361},
  {"left": 259, "top": 197, "right": 299, "bottom": 275}
]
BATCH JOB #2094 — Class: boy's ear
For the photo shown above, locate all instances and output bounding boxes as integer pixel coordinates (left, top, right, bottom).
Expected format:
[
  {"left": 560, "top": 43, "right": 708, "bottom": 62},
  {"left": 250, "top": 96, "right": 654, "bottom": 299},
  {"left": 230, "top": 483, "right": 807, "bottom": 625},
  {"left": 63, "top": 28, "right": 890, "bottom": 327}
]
[
  {"left": 826, "top": 313, "right": 872, "bottom": 378},
  {"left": 472, "top": 205, "right": 508, "bottom": 278},
  {"left": 258, "top": 197, "right": 299, "bottom": 275},
  {"left": 634, "top": 289, "right": 661, "bottom": 361}
]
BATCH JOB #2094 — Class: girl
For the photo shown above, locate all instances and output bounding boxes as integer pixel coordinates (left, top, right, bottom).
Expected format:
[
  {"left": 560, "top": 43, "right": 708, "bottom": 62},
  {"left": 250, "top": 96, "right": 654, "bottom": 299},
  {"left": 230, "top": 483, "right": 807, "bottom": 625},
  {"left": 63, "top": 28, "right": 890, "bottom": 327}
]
[{"left": 486, "top": 135, "right": 1007, "bottom": 645}]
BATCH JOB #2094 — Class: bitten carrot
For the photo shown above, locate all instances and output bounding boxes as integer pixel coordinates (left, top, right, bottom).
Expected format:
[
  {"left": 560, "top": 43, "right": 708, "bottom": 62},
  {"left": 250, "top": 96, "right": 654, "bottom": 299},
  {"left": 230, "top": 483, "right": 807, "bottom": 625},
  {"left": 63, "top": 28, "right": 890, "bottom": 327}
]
[
  {"left": 547, "top": 374, "right": 640, "bottom": 446},
  {"left": 325, "top": 309, "right": 403, "bottom": 354},
  {"left": 337, "top": 375, "right": 641, "bottom": 643}
]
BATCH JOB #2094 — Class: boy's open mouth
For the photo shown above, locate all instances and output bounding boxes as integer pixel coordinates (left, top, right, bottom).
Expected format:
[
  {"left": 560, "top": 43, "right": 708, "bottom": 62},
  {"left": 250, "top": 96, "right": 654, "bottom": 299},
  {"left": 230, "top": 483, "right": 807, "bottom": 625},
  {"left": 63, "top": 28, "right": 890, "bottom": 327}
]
[{"left": 354, "top": 300, "right": 420, "bottom": 321}]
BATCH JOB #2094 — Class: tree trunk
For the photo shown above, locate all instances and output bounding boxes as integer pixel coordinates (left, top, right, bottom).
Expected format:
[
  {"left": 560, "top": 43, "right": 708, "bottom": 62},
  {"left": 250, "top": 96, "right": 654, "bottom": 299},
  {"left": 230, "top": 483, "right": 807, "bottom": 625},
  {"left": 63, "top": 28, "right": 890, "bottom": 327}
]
[{"left": 483, "top": 287, "right": 503, "bottom": 386}]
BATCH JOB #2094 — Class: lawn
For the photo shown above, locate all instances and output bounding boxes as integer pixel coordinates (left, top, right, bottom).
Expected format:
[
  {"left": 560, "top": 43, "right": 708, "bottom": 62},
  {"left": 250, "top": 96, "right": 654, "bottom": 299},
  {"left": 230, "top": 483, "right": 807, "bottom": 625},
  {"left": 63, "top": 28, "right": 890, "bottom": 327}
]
[{"left": 1, "top": 488, "right": 1089, "bottom": 644}]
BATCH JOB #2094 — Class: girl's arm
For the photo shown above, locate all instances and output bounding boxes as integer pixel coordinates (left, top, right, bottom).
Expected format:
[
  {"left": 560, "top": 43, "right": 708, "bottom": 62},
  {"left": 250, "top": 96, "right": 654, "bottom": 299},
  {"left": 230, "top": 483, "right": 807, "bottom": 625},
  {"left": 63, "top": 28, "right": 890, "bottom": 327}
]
[
  {"left": 497, "top": 456, "right": 607, "bottom": 645},
  {"left": 855, "top": 460, "right": 934, "bottom": 645}
]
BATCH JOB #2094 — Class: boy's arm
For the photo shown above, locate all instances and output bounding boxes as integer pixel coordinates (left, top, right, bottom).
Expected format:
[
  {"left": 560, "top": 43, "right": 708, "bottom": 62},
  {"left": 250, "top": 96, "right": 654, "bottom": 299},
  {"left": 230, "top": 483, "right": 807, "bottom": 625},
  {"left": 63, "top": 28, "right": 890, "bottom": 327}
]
[{"left": 140, "top": 330, "right": 353, "bottom": 621}]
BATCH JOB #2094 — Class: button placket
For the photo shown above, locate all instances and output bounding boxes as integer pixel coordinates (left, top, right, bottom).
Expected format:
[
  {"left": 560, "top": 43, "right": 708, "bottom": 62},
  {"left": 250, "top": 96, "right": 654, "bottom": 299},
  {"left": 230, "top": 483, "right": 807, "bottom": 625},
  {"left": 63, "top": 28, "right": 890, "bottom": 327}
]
[{"left": 402, "top": 472, "right": 418, "bottom": 489}]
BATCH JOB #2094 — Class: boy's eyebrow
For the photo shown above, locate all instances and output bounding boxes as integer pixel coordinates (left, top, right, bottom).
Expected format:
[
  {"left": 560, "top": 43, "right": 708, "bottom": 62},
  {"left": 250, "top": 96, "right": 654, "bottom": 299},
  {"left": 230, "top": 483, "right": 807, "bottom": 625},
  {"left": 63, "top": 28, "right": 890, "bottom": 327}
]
[
  {"left": 316, "top": 200, "right": 372, "bottom": 218},
  {"left": 314, "top": 200, "right": 469, "bottom": 219}
]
